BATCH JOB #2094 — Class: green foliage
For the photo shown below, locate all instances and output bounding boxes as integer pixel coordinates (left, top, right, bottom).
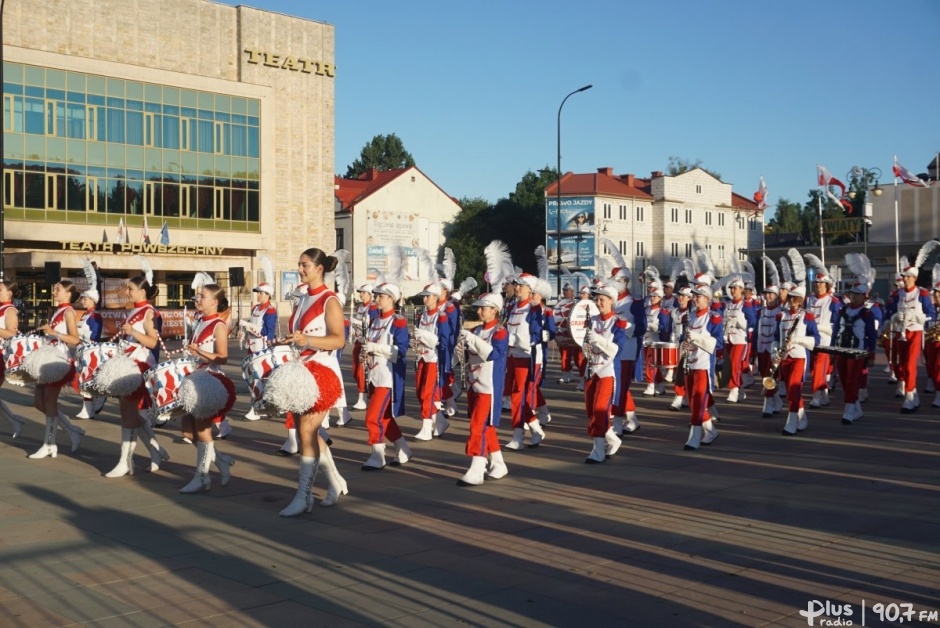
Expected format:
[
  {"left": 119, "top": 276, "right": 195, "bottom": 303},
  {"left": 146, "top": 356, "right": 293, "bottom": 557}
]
[
  {"left": 765, "top": 198, "right": 803, "bottom": 235},
  {"left": 344, "top": 134, "right": 416, "bottom": 178},
  {"left": 666, "top": 156, "right": 722, "bottom": 181}
]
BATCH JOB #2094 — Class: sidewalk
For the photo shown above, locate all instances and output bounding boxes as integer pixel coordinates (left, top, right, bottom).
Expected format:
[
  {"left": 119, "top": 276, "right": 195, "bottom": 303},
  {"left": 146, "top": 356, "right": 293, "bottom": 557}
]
[{"left": 0, "top": 344, "right": 937, "bottom": 627}]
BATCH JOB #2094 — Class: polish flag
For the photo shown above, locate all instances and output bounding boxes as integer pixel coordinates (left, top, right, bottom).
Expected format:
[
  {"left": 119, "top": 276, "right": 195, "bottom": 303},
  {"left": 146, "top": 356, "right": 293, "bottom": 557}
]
[
  {"left": 893, "top": 157, "right": 928, "bottom": 187},
  {"left": 116, "top": 218, "right": 125, "bottom": 244},
  {"left": 817, "top": 165, "right": 846, "bottom": 196},
  {"left": 753, "top": 177, "right": 768, "bottom": 210}
]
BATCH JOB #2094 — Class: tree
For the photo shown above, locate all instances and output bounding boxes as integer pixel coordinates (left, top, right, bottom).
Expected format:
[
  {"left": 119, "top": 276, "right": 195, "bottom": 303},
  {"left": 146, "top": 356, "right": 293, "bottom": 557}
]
[
  {"left": 803, "top": 189, "right": 853, "bottom": 246},
  {"left": 344, "top": 134, "right": 415, "bottom": 178},
  {"left": 666, "top": 156, "right": 722, "bottom": 181},
  {"left": 765, "top": 198, "right": 803, "bottom": 235}
]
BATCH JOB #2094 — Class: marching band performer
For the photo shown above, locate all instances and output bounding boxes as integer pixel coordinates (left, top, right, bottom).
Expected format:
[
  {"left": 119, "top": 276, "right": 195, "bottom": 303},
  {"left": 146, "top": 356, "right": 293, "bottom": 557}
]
[
  {"left": 831, "top": 271, "right": 877, "bottom": 425},
  {"left": 582, "top": 283, "right": 627, "bottom": 463},
  {"left": 642, "top": 279, "right": 671, "bottom": 396},
  {"left": 885, "top": 272, "right": 905, "bottom": 381},
  {"left": 722, "top": 275, "right": 757, "bottom": 403},
  {"left": 350, "top": 282, "right": 378, "bottom": 410},
  {"left": 776, "top": 284, "right": 820, "bottom": 435},
  {"left": 680, "top": 283, "right": 723, "bottom": 450},
  {"left": 324, "top": 249, "right": 354, "bottom": 429},
  {"left": 927, "top": 268, "right": 940, "bottom": 407},
  {"left": 503, "top": 273, "right": 547, "bottom": 450},
  {"left": 28, "top": 280, "right": 84, "bottom": 459},
  {"left": 886, "top": 243, "right": 939, "bottom": 413},
  {"left": 457, "top": 292, "right": 509, "bottom": 485},
  {"left": 242, "top": 257, "right": 278, "bottom": 421},
  {"left": 412, "top": 270, "right": 454, "bottom": 441},
  {"left": 179, "top": 282, "right": 237, "bottom": 493},
  {"left": 554, "top": 281, "right": 578, "bottom": 383},
  {"left": 0, "top": 280, "right": 26, "bottom": 438},
  {"left": 74, "top": 259, "right": 106, "bottom": 419},
  {"left": 104, "top": 267, "right": 170, "bottom": 476},
  {"left": 755, "top": 257, "right": 783, "bottom": 417},
  {"left": 574, "top": 283, "right": 592, "bottom": 387},
  {"left": 276, "top": 248, "right": 348, "bottom": 515},
  {"left": 803, "top": 255, "right": 841, "bottom": 408},
  {"left": 668, "top": 285, "right": 692, "bottom": 411},
  {"left": 361, "top": 249, "right": 413, "bottom": 471},
  {"left": 530, "top": 275, "right": 556, "bottom": 424},
  {"left": 443, "top": 275, "right": 477, "bottom": 418}
]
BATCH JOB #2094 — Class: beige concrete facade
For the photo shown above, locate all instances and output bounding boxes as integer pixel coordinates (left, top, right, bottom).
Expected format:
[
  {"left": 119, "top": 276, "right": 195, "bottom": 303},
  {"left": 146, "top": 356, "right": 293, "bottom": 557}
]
[{"left": 2, "top": 0, "right": 335, "bottom": 313}]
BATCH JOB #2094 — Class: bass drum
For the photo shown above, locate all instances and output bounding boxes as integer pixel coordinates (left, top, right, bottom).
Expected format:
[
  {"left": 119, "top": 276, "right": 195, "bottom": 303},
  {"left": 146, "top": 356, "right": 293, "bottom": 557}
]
[
  {"left": 564, "top": 299, "right": 600, "bottom": 348},
  {"left": 553, "top": 300, "right": 576, "bottom": 349}
]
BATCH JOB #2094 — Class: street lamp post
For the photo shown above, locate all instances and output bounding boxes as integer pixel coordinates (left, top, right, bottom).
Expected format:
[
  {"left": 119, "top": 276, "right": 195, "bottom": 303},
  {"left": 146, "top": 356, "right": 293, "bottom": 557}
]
[
  {"left": 554, "top": 84, "right": 592, "bottom": 296},
  {"left": 846, "top": 166, "right": 882, "bottom": 259}
]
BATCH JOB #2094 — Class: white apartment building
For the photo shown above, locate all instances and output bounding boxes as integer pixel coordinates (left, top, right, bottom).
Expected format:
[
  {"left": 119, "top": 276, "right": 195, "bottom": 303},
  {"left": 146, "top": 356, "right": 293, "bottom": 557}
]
[{"left": 546, "top": 167, "right": 763, "bottom": 287}]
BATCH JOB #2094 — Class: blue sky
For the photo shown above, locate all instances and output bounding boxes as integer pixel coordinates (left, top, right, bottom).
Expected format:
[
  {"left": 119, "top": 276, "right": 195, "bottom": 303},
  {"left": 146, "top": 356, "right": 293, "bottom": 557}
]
[{"left": 226, "top": 0, "right": 940, "bottom": 219}]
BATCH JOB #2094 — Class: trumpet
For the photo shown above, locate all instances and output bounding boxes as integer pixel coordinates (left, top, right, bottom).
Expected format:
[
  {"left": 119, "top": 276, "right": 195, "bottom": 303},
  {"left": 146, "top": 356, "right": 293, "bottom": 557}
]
[{"left": 926, "top": 321, "right": 940, "bottom": 343}]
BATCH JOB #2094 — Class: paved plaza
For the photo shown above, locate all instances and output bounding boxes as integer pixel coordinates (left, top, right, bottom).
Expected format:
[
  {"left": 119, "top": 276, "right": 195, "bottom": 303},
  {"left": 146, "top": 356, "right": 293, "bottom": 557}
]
[{"left": 0, "top": 344, "right": 938, "bottom": 627}]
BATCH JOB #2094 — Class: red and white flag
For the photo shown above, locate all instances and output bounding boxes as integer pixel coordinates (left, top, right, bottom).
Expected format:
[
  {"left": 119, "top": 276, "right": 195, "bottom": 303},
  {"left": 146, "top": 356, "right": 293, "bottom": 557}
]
[
  {"left": 817, "top": 165, "right": 847, "bottom": 196},
  {"left": 115, "top": 218, "right": 125, "bottom": 245},
  {"left": 893, "top": 156, "right": 928, "bottom": 187},
  {"left": 753, "top": 176, "right": 768, "bottom": 210},
  {"left": 142, "top": 216, "right": 151, "bottom": 244}
]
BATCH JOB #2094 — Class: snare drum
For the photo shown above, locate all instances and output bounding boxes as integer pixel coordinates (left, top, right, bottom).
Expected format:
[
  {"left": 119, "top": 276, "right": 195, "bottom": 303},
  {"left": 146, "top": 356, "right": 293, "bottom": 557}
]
[
  {"left": 76, "top": 342, "right": 122, "bottom": 393},
  {"left": 241, "top": 345, "right": 295, "bottom": 404},
  {"left": 143, "top": 357, "right": 198, "bottom": 416},
  {"left": 4, "top": 334, "right": 45, "bottom": 385},
  {"left": 651, "top": 342, "right": 680, "bottom": 369}
]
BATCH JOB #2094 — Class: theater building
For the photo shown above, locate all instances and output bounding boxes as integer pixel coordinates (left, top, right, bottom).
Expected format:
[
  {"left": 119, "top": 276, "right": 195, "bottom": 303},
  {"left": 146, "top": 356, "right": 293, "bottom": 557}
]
[{"left": 1, "top": 0, "right": 335, "bottom": 315}]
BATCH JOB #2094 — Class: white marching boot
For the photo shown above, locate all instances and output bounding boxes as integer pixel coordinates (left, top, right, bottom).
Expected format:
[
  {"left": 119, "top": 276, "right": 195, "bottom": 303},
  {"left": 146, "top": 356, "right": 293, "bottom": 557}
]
[
  {"left": 179, "top": 441, "right": 212, "bottom": 493},
  {"left": 390, "top": 437, "right": 412, "bottom": 465},
  {"left": 486, "top": 450, "right": 509, "bottom": 479},
  {"left": 623, "top": 411, "right": 640, "bottom": 434},
  {"left": 772, "top": 392, "right": 783, "bottom": 413},
  {"left": 655, "top": 381, "right": 666, "bottom": 395},
  {"left": 336, "top": 407, "right": 353, "bottom": 427},
  {"left": 75, "top": 398, "right": 95, "bottom": 419},
  {"left": 669, "top": 396, "right": 684, "bottom": 411},
  {"left": 797, "top": 407, "right": 808, "bottom": 431},
  {"left": 433, "top": 411, "right": 450, "bottom": 437},
  {"left": 612, "top": 415, "right": 625, "bottom": 436},
  {"left": 684, "top": 425, "right": 703, "bottom": 450},
  {"left": 727, "top": 387, "right": 741, "bottom": 403},
  {"left": 215, "top": 418, "right": 232, "bottom": 439},
  {"left": 56, "top": 413, "right": 85, "bottom": 452},
  {"left": 536, "top": 405, "right": 552, "bottom": 424},
  {"left": 105, "top": 428, "right": 138, "bottom": 477},
  {"left": 280, "top": 456, "right": 318, "bottom": 516},
  {"left": 901, "top": 390, "right": 918, "bottom": 413},
  {"left": 414, "top": 419, "right": 434, "bottom": 441},
  {"left": 212, "top": 446, "right": 235, "bottom": 487},
  {"left": 457, "top": 456, "right": 487, "bottom": 486},
  {"left": 319, "top": 447, "right": 348, "bottom": 507},
  {"left": 504, "top": 428, "right": 525, "bottom": 450},
  {"left": 708, "top": 405, "right": 720, "bottom": 422},
  {"left": 139, "top": 414, "right": 169, "bottom": 472},
  {"left": 932, "top": 391, "right": 940, "bottom": 408},
  {"left": 605, "top": 428, "right": 622, "bottom": 457},
  {"left": 643, "top": 383, "right": 656, "bottom": 396},
  {"left": 352, "top": 392, "right": 368, "bottom": 410},
  {"left": 361, "top": 443, "right": 386, "bottom": 471},
  {"left": 444, "top": 397, "right": 458, "bottom": 417},
  {"left": 93, "top": 396, "right": 106, "bottom": 415},
  {"left": 762, "top": 397, "right": 774, "bottom": 418},
  {"left": 782, "top": 412, "right": 799, "bottom": 436},
  {"left": 701, "top": 419, "right": 719, "bottom": 445},
  {"left": 1, "top": 400, "right": 25, "bottom": 438},
  {"left": 278, "top": 428, "right": 299, "bottom": 456},
  {"left": 585, "top": 436, "right": 607, "bottom": 463},
  {"left": 527, "top": 419, "right": 545, "bottom": 447},
  {"left": 841, "top": 403, "right": 860, "bottom": 424},
  {"left": 244, "top": 406, "right": 261, "bottom": 421},
  {"left": 28, "top": 417, "right": 58, "bottom": 459}
]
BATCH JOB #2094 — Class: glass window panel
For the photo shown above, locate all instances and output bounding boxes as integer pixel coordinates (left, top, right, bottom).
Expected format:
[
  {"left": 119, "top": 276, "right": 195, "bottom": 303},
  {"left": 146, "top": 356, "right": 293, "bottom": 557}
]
[
  {"left": 126, "top": 147, "right": 144, "bottom": 171},
  {"left": 125, "top": 180, "right": 143, "bottom": 215},
  {"left": 231, "top": 113, "right": 246, "bottom": 125},
  {"left": 105, "top": 178, "right": 123, "bottom": 214},
  {"left": 247, "top": 116, "right": 259, "bottom": 126},
  {"left": 162, "top": 115, "right": 179, "bottom": 149},
  {"left": 67, "top": 164, "right": 86, "bottom": 176},
  {"left": 196, "top": 186, "right": 213, "bottom": 218},
  {"left": 66, "top": 102, "right": 84, "bottom": 138},
  {"left": 24, "top": 66, "right": 44, "bottom": 87},
  {"left": 246, "top": 158, "right": 259, "bottom": 180},
  {"left": 246, "top": 190, "right": 259, "bottom": 222},
  {"left": 3, "top": 83, "right": 23, "bottom": 95},
  {"left": 247, "top": 127, "right": 259, "bottom": 158},
  {"left": 107, "top": 143, "right": 124, "bottom": 168},
  {"left": 162, "top": 182, "right": 180, "bottom": 217},
  {"left": 180, "top": 152, "right": 197, "bottom": 174},
  {"left": 215, "top": 155, "right": 231, "bottom": 177},
  {"left": 87, "top": 74, "right": 105, "bottom": 94},
  {"left": 180, "top": 89, "right": 196, "bottom": 108},
  {"left": 5, "top": 96, "right": 23, "bottom": 132},
  {"left": 231, "top": 188, "right": 246, "bottom": 221},
  {"left": 4, "top": 133, "right": 24, "bottom": 159},
  {"left": 230, "top": 178, "right": 246, "bottom": 190},
  {"left": 66, "top": 175, "right": 84, "bottom": 211},
  {"left": 145, "top": 148, "right": 161, "bottom": 172},
  {"left": 46, "top": 137, "right": 66, "bottom": 163},
  {"left": 24, "top": 171, "right": 44, "bottom": 208},
  {"left": 56, "top": 101, "right": 66, "bottom": 137},
  {"left": 125, "top": 81, "right": 143, "bottom": 100},
  {"left": 126, "top": 169, "right": 143, "bottom": 181},
  {"left": 126, "top": 110, "right": 143, "bottom": 145},
  {"left": 45, "top": 88, "right": 65, "bottom": 100},
  {"left": 106, "top": 108, "right": 124, "bottom": 142},
  {"left": 231, "top": 157, "right": 247, "bottom": 179},
  {"left": 24, "top": 97, "right": 44, "bottom": 134},
  {"left": 25, "top": 134, "right": 44, "bottom": 161},
  {"left": 197, "top": 91, "right": 213, "bottom": 109},
  {"left": 215, "top": 111, "right": 230, "bottom": 122},
  {"left": 144, "top": 83, "right": 161, "bottom": 104},
  {"left": 66, "top": 91, "right": 85, "bottom": 104},
  {"left": 67, "top": 72, "right": 85, "bottom": 92},
  {"left": 107, "top": 167, "right": 125, "bottom": 178},
  {"left": 197, "top": 109, "right": 213, "bottom": 121},
  {"left": 196, "top": 120, "right": 213, "bottom": 153},
  {"left": 197, "top": 154, "right": 214, "bottom": 177},
  {"left": 107, "top": 78, "right": 124, "bottom": 98},
  {"left": 162, "top": 104, "right": 179, "bottom": 116},
  {"left": 87, "top": 166, "right": 106, "bottom": 177},
  {"left": 46, "top": 69, "right": 66, "bottom": 89},
  {"left": 126, "top": 99, "right": 143, "bottom": 111},
  {"left": 163, "top": 86, "right": 179, "bottom": 105},
  {"left": 106, "top": 97, "right": 124, "bottom": 108},
  {"left": 87, "top": 94, "right": 105, "bottom": 106},
  {"left": 67, "top": 139, "right": 85, "bottom": 164},
  {"left": 145, "top": 102, "right": 160, "bottom": 113},
  {"left": 215, "top": 94, "right": 231, "bottom": 112},
  {"left": 10, "top": 171, "right": 25, "bottom": 207},
  {"left": 4, "top": 63, "right": 24, "bottom": 84},
  {"left": 87, "top": 141, "right": 106, "bottom": 166},
  {"left": 25, "top": 85, "right": 43, "bottom": 97},
  {"left": 247, "top": 99, "right": 259, "bottom": 117},
  {"left": 163, "top": 149, "right": 181, "bottom": 174},
  {"left": 231, "top": 97, "right": 246, "bottom": 115}
]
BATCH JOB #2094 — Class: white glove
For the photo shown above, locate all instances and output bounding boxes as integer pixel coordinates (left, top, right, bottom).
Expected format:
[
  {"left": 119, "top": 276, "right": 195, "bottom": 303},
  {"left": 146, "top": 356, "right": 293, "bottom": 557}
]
[
  {"left": 796, "top": 336, "right": 816, "bottom": 350},
  {"left": 239, "top": 320, "right": 261, "bottom": 337},
  {"left": 623, "top": 324, "right": 635, "bottom": 339},
  {"left": 689, "top": 332, "right": 717, "bottom": 355},
  {"left": 592, "top": 335, "right": 620, "bottom": 358},
  {"left": 541, "top": 330, "right": 550, "bottom": 343},
  {"left": 770, "top": 341, "right": 780, "bottom": 355},
  {"left": 511, "top": 331, "right": 531, "bottom": 351},
  {"left": 365, "top": 341, "right": 397, "bottom": 362},
  {"left": 350, "top": 316, "right": 363, "bottom": 329},
  {"left": 909, "top": 311, "right": 927, "bottom": 325},
  {"left": 451, "top": 291, "right": 463, "bottom": 301},
  {"left": 461, "top": 329, "right": 492, "bottom": 359},
  {"left": 817, "top": 322, "right": 833, "bottom": 336},
  {"left": 413, "top": 329, "right": 438, "bottom": 349},
  {"left": 648, "top": 321, "right": 660, "bottom": 333}
]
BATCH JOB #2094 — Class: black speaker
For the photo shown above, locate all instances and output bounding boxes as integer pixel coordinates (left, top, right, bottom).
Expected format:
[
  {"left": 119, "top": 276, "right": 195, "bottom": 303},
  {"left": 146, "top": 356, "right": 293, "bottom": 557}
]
[
  {"left": 44, "top": 261, "right": 61, "bottom": 285},
  {"left": 229, "top": 266, "right": 245, "bottom": 288}
]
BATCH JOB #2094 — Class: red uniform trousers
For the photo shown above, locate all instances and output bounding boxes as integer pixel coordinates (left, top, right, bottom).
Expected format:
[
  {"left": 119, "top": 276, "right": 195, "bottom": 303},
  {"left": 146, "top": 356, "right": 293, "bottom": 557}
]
[
  {"left": 687, "top": 369, "right": 714, "bottom": 426},
  {"left": 442, "top": 371, "right": 457, "bottom": 401},
  {"left": 414, "top": 359, "right": 440, "bottom": 418},
  {"left": 726, "top": 343, "right": 748, "bottom": 389},
  {"left": 757, "top": 350, "right": 776, "bottom": 396},
  {"left": 465, "top": 390, "right": 500, "bottom": 457},
  {"left": 612, "top": 360, "right": 637, "bottom": 415},
  {"left": 673, "top": 380, "right": 687, "bottom": 398},
  {"left": 585, "top": 375, "right": 614, "bottom": 437},
  {"left": 575, "top": 350, "right": 587, "bottom": 377},
  {"left": 365, "top": 385, "right": 402, "bottom": 445},
  {"left": 896, "top": 332, "right": 922, "bottom": 393},
  {"left": 559, "top": 345, "right": 576, "bottom": 374},
  {"left": 835, "top": 355, "right": 866, "bottom": 404},
  {"left": 809, "top": 351, "right": 831, "bottom": 393},
  {"left": 352, "top": 342, "right": 366, "bottom": 392},
  {"left": 925, "top": 342, "right": 940, "bottom": 390},
  {"left": 778, "top": 357, "right": 806, "bottom": 412},
  {"left": 508, "top": 356, "right": 536, "bottom": 429},
  {"left": 643, "top": 347, "right": 664, "bottom": 385}
]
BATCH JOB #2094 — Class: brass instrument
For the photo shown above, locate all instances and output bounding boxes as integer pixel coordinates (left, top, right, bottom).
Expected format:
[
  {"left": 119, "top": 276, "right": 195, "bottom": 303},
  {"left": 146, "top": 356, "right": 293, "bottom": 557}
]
[
  {"left": 454, "top": 329, "right": 468, "bottom": 392},
  {"left": 925, "top": 321, "right": 940, "bottom": 343},
  {"left": 762, "top": 312, "right": 803, "bottom": 390}
]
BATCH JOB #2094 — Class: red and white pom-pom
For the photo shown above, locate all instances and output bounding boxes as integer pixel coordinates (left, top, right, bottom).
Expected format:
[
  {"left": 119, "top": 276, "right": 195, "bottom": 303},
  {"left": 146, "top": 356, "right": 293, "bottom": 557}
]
[
  {"left": 94, "top": 355, "right": 144, "bottom": 397},
  {"left": 178, "top": 370, "right": 228, "bottom": 420},
  {"left": 264, "top": 361, "right": 320, "bottom": 415},
  {"left": 305, "top": 361, "right": 342, "bottom": 413},
  {"left": 23, "top": 345, "right": 73, "bottom": 385}
]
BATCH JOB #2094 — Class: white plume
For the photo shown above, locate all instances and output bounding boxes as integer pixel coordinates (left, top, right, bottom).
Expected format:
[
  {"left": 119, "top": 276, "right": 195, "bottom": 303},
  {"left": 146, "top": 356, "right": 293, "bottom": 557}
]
[
  {"left": 899, "top": 256, "right": 910, "bottom": 273},
  {"left": 484, "top": 240, "right": 514, "bottom": 287},
  {"left": 192, "top": 272, "right": 214, "bottom": 292},
  {"left": 669, "top": 259, "right": 683, "bottom": 284},
  {"left": 600, "top": 238, "right": 628, "bottom": 275},
  {"left": 595, "top": 256, "right": 614, "bottom": 281},
  {"left": 332, "top": 249, "right": 351, "bottom": 298},
  {"left": 456, "top": 277, "right": 477, "bottom": 298},
  {"left": 645, "top": 265, "right": 661, "bottom": 284},
  {"left": 914, "top": 240, "right": 940, "bottom": 269},
  {"left": 934, "top": 263, "right": 940, "bottom": 288},
  {"left": 804, "top": 253, "right": 827, "bottom": 279},
  {"left": 742, "top": 260, "right": 756, "bottom": 283},
  {"left": 81, "top": 258, "right": 97, "bottom": 289},
  {"left": 694, "top": 247, "right": 716, "bottom": 277},
  {"left": 572, "top": 272, "right": 591, "bottom": 291},
  {"left": 259, "top": 255, "right": 274, "bottom": 286},
  {"left": 369, "top": 266, "right": 385, "bottom": 286},
  {"left": 779, "top": 256, "right": 793, "bottom": 284},
  {"left": 846, "top": 254, "right": 874, "bottom": 285},
  {"left": 787, "top": 248, "right": 806, "bottom": 285},
  {"left": 681, "top": 258, "right": 696, "bottom": 280},
  {"left": 534, "top": 245, "right": 549, "bottom": 281},
  {"left": 760, "top": 255, "right": 780, "bottom": 288},
  {"left": 441, "top": 248, "right": 456, "bottom": 283},
  {"left": 384, "top": 245, "right": 405, "bottom": 287},
  {"left": 416, "top": 247, "right": 438, "bottom": 289},
  {"left": 137, "top": 255, "right": 154, "bottom": 287}
]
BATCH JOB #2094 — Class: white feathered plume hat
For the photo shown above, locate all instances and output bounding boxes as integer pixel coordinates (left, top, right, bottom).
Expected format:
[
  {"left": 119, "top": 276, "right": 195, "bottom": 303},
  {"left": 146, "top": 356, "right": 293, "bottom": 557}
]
[
  {"left": 331, "top": 249, "right": 351, "bottom": 306},
  {"left": 438, "top": 248, "right": 456, "bottom": 292},
  {"left": 902, "top": 240, "right": 940, "bottom": 277},
  {"left": 191, "top": 271, "right": 215, "bottom": 295},
  {"left": 845, "top": 253, "right": 876, "bottom": 295},
  {"left": 760, "top": 255, "right": 780, "bottom": 295},
  {"left": 80, "top": 258, "right": 99, "bottom": 304},
  {"left": 253, "top": 255, "right": 275, "bottom": 296},
  {"left": 805, "top": 253, "right": 833, "bottom": 285},
  {"left": 600, "top": 238, "right": 631, "bottom": 284},
  {"left": 483, "top": 240, "right": 515, "bottom": 288},
  {"left": 372, "top": 245, "right": 405, "bottom": 302},
  {"left": 136, "top": 255, "right": 154, "bottom": 287},
  {"left": 415, "top": 247, "right": 442, "bottom": 297},
  {"left": 533, "top": 245, "right": 553, "bottom": 300}
]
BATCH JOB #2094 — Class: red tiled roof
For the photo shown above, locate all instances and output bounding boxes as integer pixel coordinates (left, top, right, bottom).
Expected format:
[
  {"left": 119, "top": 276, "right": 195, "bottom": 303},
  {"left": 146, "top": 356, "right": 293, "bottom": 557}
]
[
  {"left": 334, "top": 168, "right": 406, "bottom": 212},
  {"left": 731, "top": 191, "right": 760, "bottom": 211},
  {"left": 545, "top": 170, "right": 654, "bottom": 200}
]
